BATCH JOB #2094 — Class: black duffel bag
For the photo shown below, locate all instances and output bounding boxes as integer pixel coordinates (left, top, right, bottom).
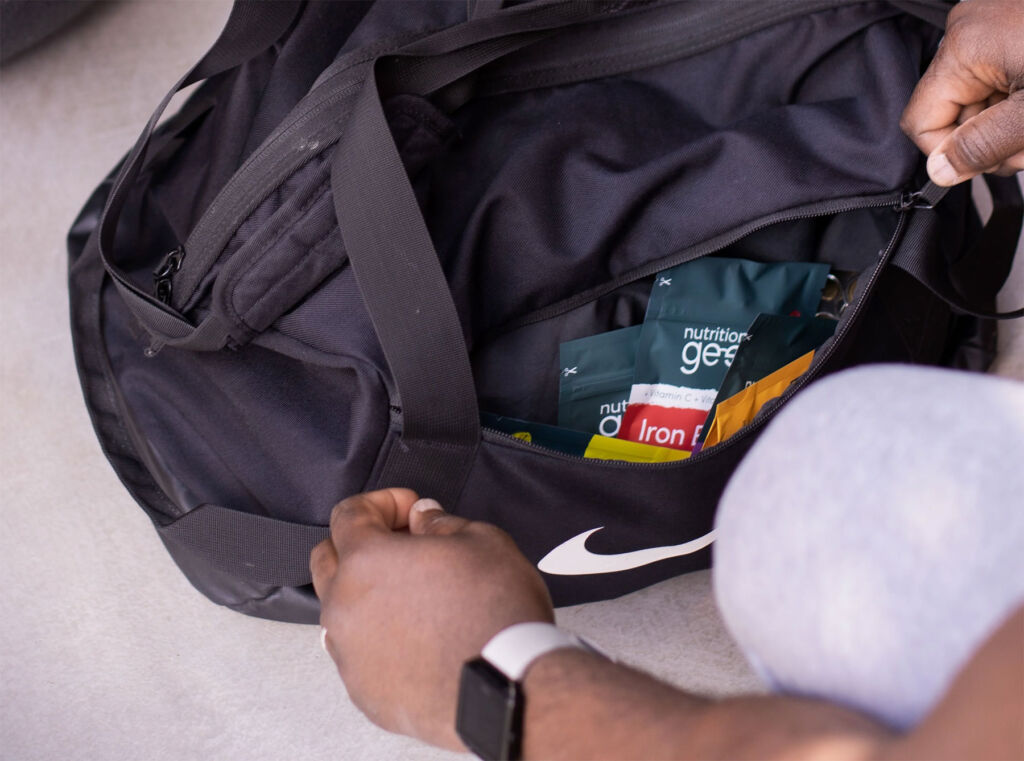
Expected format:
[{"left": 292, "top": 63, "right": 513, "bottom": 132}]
[{"left": 68, "top": 0, "right": 1023, "bottom": 623}]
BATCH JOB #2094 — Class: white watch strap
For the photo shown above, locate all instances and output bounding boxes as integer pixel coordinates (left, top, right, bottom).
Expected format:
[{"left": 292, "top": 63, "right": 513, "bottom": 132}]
[{"left": 481, "top": 622, "right": 594, "bottom": 681}]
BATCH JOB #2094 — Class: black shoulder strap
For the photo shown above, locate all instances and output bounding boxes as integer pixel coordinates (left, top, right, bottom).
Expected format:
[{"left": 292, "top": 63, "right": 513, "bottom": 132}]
[
  {"left": 330, "top": 1, "right": 627, "bottom": 507},
  {"left": 892, "top": 178, "right": 1024, "bottom": 320},
  {"left": 159, "top": 505, "right": 329, "bottom": 588},
  {"left": 144, "top": 1, "right": 626, "bottom": 590}
]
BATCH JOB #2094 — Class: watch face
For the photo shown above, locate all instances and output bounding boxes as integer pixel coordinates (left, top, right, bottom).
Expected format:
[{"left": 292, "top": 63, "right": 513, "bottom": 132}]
[{"left": 456, "top": 658, "right": 523, "bottom": 761}]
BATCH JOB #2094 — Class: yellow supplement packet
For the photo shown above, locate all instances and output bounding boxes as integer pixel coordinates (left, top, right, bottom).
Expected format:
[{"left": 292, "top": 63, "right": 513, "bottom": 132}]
[
  {"left": 582, "top": 435, "right": 690, "bottom": 463},
  {"left": 702, "top": 350, "right": 815, "bottom": 448}
]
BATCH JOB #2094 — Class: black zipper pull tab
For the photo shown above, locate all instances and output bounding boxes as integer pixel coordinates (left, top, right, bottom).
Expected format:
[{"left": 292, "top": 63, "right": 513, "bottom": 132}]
[
  {"left": 153, "top": 246, "right": 185, "bottom": 305},
  {"left": 896, "top": 180, "right": 947, "bottom": 212}
]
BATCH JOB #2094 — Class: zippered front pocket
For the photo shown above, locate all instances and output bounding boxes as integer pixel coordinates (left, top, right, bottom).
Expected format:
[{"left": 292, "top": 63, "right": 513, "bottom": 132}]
[{"left": 471, "top": 190, "right": 914, "bottom": 467}]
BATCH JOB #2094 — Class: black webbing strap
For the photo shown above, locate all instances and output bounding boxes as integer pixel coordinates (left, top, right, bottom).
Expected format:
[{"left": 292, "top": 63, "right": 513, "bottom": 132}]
[
  {"left": 118, "top": 1, "right": 630, "bottom": 589},
  {"left": 97, "top": 1, "right": 302, "bottom": 352},
  {"left": 892, "top": 177, "right": 1024, "bottom": 320},
  {"left": 330, "top": 2, "right": 620, "bottom": 505},
  {"left": 331, "top": 64, "right": 482, "bottom": 506},
  {"left": 151, "top": 2, "right": 622, "bottom": 588},
  {"left": 159, "top": 505, "right": 328, "bottom": 587}
]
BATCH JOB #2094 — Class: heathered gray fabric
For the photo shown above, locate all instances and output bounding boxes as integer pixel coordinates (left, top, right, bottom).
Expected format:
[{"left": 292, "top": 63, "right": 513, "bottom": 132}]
[{"left": 713, "top": 364, "right": 1024, "bottom": 730}]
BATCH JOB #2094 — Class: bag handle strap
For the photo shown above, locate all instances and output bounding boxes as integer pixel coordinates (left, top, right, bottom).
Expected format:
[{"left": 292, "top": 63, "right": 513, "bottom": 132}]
[
  {"left": 892, "top": 177, "right": 1024, "bottom": 320},
  {"left": 156, "top": 3, "right": 630, "bottom": 588},
  {"left": 97, "top": 1, "right": 303, "bottom": 352},
  {"left": 159, "top": 504, "right": 329, "bottom": 588},
  {"left": 331, "top": 1, "right": 625, "bottom": 506}
]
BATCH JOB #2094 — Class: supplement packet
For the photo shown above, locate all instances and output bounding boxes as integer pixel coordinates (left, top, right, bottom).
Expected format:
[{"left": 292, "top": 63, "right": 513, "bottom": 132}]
[
  {"left": 558, "top": 326, "right": 642, "bottom": 438},
  {"left": 618, "top": 257, "right": 829, "bottom": 451},
  {"left": 701, "top": 350, "right": 816, "bottom": 448},
  {"left": 698, "top": 313, "right": 836, "bottom": 445},
  {"left": 482, "top": 412, "right": 689, "bottom": 463}
]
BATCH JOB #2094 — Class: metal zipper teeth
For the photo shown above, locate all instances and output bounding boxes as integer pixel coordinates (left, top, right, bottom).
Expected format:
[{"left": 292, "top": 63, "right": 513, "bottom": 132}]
[
  {"left": 483, "top": 191, "right": 904, "bottom": 343},
  {"left": 177, "top": 0, "right": 891, "bottom": 314},
  {"left": 476, "top": 196, "right": 912, "bottom": 469},
  {"left": 176, "top": 15, "right": 525, "bottom": 305},
  {"left": 182, "top": 20, "right": 475, "bottom": 283},
  {"left": 174, "top": 78, "right": 364, "bottom": 307}
]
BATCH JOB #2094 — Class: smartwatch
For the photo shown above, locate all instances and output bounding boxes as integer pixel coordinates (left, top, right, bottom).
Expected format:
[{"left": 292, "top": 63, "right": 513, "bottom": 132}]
[{"left": 455, "top": 622, "right": 597, "bottom": 761}]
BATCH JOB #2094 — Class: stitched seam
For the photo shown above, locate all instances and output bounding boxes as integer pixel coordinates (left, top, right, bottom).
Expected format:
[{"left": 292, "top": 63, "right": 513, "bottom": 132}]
[
  {"left": 225, "top": 98, "right": 450, "bottom": 329},
  {"left": 241, "top": 174, "right": 332, "bottom": 274},
  {"left": 223, "top": 175, "right": 333, "bottom": 326}
]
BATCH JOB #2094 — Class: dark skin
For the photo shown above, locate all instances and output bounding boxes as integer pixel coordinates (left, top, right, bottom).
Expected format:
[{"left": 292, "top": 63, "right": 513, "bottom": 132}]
[
  {"left": 310, "top": 489, "right": 553, "bottom": 749},
  {"left": 311, "top": 489, "right": 1024, "bottom": 760},
  {"left": 312, "top": 2, "right": 1024, "bottom": 756},
  {"left": 900, "top": 0, "right": 1024, "bottom": 185}
]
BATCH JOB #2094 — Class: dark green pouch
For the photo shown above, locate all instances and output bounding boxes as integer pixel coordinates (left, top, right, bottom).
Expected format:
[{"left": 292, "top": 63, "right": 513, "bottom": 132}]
[{"left": 558, "top": 326, "right": 642, "bottom": 437}]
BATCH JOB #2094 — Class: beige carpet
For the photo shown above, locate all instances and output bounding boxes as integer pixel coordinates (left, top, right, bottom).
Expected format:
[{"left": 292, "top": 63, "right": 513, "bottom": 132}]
[{"left": 1, "top": 3, "right": 1020, "bottom": 760}]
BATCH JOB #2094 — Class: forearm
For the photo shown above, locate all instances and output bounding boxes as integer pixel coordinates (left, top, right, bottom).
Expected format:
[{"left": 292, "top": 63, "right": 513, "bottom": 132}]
[{"left": 521, "top": 649, "right": 893, "bottom": 761}]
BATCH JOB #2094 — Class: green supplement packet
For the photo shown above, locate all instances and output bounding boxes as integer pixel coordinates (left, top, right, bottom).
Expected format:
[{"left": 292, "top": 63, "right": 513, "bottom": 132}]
[
  {"left": 619, "top": 257, "right": 830, "bottom": 451},
  {"left": 558, "top": 326, "right": 642, "bottom": 437}
]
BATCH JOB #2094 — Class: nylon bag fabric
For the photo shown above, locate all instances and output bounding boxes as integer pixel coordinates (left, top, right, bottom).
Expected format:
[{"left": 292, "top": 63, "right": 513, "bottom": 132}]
[{"left": 68, "top": 0, "right": 1022, "bottom": 623}]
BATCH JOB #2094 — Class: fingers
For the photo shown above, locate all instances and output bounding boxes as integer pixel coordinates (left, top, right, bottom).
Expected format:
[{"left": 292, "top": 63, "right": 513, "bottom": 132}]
[
  {"left": 927, "top": 93, "right": 1024, "bottom": 185},
  {"left": 309, "top": 538, "right": 337, "bottom": 602},
  {"left": 313, "top": 488, "right": 418, "bottom": 602},
  {"left": 900, "top": 3, "right": 1024, "bottom": 187},
  {"left": 314, "top": 489, "right": 472, "bottom": 597},
  {"left": 900, "top": 41, "right": 997, "bottom": 157},
  {"left": 328, "top": 488, "right": 420, "bottom": 553},
  {"left": 408, "top": 498, "right": 472, "bottom": 536}
]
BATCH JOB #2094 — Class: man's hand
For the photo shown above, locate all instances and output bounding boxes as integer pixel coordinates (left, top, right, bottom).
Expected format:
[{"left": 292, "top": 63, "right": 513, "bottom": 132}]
[
  {"left": 900, "top": 0, "right": 1024, "bottom": 186},
  {"left": 309, "top": 488, "right": 554, "bottom": 750}
]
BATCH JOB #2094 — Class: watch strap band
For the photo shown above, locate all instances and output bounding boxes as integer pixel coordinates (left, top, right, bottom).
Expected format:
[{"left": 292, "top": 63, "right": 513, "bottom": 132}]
[{"left": 481, "top": 621, "right": 600, "bottom": 682}]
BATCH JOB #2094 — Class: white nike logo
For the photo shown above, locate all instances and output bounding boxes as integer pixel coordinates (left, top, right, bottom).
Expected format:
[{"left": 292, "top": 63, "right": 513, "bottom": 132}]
[{"left": 537, "top": 527, "right": 715, "bottom": 576}]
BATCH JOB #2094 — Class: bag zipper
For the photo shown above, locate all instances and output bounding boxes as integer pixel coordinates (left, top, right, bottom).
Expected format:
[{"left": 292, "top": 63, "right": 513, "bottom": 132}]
[
  {"left": 473, "top": 189, "right": 914, "bottom": 468},
  {"left": 482, "top": 190, "right": 905, "bottom": 342},
  {"left": 152, "top": 246, "right": 185, "bottom": 305},
  {"left": 172, "top": 0, "right": 915, "bottom": 314}
]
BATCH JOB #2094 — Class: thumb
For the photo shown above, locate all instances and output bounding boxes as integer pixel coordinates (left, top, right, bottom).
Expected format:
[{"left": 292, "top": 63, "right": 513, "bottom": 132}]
[
  {"left": 408, "top": 498, "right": 472, "bottom": 536},
  {"left": 927, "top": 93, "right": 1024, "bottom": 186}
]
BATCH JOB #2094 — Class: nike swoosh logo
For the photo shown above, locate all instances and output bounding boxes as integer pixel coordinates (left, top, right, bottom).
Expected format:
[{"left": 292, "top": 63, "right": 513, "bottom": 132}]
[{"left": 537, "top": 527, "right": 716, "bottom": 576}]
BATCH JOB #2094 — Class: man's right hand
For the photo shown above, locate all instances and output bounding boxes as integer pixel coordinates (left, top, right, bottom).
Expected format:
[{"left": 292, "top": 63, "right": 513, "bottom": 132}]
[{"left": 900, "top": 0, "right": 1024, "bottom": 187}]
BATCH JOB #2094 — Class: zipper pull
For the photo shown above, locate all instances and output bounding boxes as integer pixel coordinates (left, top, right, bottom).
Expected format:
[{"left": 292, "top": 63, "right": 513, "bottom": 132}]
[
  {"left": 896, "top": 180, "right": 946, "bottom": 212},
  {"left": 153, "top": 246, "right": 185, "bottom": 305}
]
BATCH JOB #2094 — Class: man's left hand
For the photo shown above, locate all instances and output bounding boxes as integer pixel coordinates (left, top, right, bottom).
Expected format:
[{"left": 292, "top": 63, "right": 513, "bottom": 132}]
[{"left": 309, "top": 488, "right": 554, "bottom": 750}]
